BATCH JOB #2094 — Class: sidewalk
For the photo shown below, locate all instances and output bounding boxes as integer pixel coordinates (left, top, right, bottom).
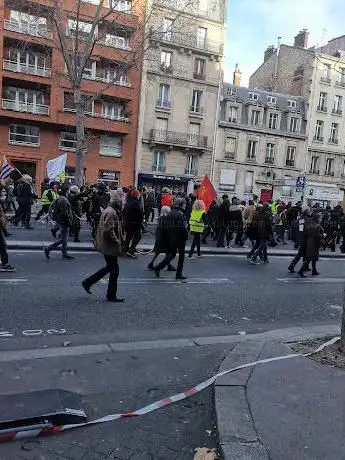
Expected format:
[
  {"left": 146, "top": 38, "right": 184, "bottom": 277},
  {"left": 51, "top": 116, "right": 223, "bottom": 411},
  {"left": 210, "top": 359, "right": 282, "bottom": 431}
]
[{"left": 215, "top": 339, "right": 345, "bottom": 460}]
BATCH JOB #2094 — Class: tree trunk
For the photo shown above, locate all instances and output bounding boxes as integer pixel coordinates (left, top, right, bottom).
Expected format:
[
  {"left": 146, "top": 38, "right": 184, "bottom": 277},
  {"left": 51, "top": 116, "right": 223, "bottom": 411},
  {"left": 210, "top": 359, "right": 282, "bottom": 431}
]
[
  {"left": 340, "top": 286, "right": 345, "bottom": 352},
  {"left": 74, "top": 88, "right": 86, "bottom": 186}
]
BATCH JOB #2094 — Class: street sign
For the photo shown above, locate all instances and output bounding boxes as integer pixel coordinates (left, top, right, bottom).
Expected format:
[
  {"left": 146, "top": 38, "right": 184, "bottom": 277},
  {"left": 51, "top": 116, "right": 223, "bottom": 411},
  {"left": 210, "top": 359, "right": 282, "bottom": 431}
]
[
  {"left": 273, "top": 179, "right": 285, "bottom": 186},
  {"left": 296, "top": 176, "right": 306, "bottom": 188}
]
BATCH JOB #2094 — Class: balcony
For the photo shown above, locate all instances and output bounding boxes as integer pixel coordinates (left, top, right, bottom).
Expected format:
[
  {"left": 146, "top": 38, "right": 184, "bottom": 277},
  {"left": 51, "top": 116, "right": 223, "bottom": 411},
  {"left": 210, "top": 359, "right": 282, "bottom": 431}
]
[
  {"left": 82, "top": 73, "right": 131, "bottom": 87},
  {"left": 317, "top": 104, "right": 327, "bottom": 112},
  {"left": 313, "top": 135, "right": 324, "bottom": 142},
  {"left": 152, "top": 165, "right": 166, "bottom": 173},
  {"left": 286, "top": 160, "right": 295, "bottom": 167},
  {"left": 156, "top": 99, "right": 171, "bottom": 109},
  {"left": 151, "top": 28, "right": 222, "bottom": 55},
  {"left": 160, "top": 63, "right": 173, "bottom": 74},
  {"left": 185, "top": 168, "right": 198, "bottom": 176},
  {"left": 335, "top": 80, "right": 345, "bottom": 88},
  {"left": 63, "top": 106, "right": 129, "bottom": 122},
  {"left": 332, "top": 108, "right": 343, "bottom": 116},
  {"left": 247, "top": 156, "right": 257, "bottom": 162},
  {"left": 3, "top": 60, "right": 51, "bottom": 78},
  {"left": 329, "top": 137, "right": 339, "bottom": 144},
  {"left": 320, "top": 76, "right": 331, "bottom": 85},
  {"left": 149, "top": 129, "right": 208, "bottom": 148},
  {"left": 4, "top": 19, "right": 53, "bottom": 39},
  {"left": 153, "top": 0, "right": 222, "bottom": 21},
  {"left": 193, "top": 72, "right": 206, "bottom": 81},
  {"left": 224, "top": 152, "right": 235, "bottom": 160},
  {"left": 2, "top": 99, "right": 49, "bottom": 115},
  {"left": 309, "top": 169, "right": 320, "bottom": 175},
  {"left": 228, "top": 117, "right": 237, "bottom": 123},
  {"left": 190, "top": 105, "right": 203, "bottom": 115},
  {"left": 102, "top": 35, "right": 131, "bottom": 50},
  {"left": 325, "top": 171, "right": 335, "bottom": 177},
  {"left": 264, "top": 157, "right": 275, "bottom": 165}
]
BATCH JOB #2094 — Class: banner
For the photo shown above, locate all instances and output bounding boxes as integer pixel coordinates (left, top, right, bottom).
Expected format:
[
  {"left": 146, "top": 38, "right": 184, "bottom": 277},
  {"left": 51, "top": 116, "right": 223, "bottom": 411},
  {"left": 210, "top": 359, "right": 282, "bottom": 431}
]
[
  {"left": 198, "top": 176, "right": 217, "bottom": 211},
  {"left": 47, "top": 154, "right": 67, "bottom": 180}
]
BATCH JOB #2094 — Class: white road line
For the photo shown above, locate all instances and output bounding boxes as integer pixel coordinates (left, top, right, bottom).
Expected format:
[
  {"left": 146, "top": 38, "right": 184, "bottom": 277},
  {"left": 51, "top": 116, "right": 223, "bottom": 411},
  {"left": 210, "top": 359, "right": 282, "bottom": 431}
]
[
  {"left": 277, "top": 277, "right": 345, "bottom": 283},
  {"left": 0, "top": 278, "right": 28, "bottom": 283},
  {"left": 101, "top": 277, "right": 232, "bottom": 285}
]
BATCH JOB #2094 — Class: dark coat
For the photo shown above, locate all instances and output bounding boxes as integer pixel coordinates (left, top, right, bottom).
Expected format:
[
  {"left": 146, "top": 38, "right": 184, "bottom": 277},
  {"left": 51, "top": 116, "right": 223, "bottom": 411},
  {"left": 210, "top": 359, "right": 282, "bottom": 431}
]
[
  {"left": 92, "top": 192, "right": 109, "bottom": 216},
  {"left": 166, "top": 207, "right": 188, "bottom": 247},
  {"left": 304, "top": 218, "right": 322, "bottom": 262},
  {"left": 216, "top": 201, "right": 230, "bottom": 228},
  {"left": 252, "top": 208, "right": 273, "bottom": 240},
  {"left": 229, "top": 205, "right": 243, "bottom": 232},
  {"left": 16, "top": 181, "right": 36, "bottom": 205},
  {"left": 124, "top": 196, "right": 143, "bottom": 229},
  {"left": 154, "top": 214, "right": 170, "bottom": 253}
]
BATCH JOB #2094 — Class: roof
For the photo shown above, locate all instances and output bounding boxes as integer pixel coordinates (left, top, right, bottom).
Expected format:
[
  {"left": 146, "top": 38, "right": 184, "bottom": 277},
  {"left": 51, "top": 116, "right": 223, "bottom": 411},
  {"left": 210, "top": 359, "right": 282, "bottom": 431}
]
[{"left": 222, "top": 82, "right": 307, "bottom": 114}]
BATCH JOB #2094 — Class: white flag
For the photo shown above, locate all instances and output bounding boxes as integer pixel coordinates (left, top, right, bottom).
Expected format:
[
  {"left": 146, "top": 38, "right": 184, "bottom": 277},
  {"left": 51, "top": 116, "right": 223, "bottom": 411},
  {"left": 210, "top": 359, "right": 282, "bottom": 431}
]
[{"left": 47, "top": 154, "right": 67, "bottom": 180}]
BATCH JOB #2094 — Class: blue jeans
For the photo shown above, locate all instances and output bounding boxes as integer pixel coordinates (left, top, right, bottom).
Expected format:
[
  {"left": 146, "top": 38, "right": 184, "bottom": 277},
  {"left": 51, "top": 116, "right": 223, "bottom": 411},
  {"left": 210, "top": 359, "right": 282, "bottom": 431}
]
[{"left": 47, "top": 224, "right": 69, "bottom": 257}]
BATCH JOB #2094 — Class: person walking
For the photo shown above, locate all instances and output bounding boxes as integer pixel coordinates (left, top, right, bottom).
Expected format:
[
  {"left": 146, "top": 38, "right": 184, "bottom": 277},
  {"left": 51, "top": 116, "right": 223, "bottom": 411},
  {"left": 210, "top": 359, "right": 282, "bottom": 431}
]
[
  {"left": 188, "top": 200, "right": 207, "bottom": 258},
  {"left": 35, "top": 184, "right": 56, "bottom": 221},
  {"left": 12, "top": 175, "right": 37, "bottom": 229},
  {"left": 229, "top": 197, "right": 244, "bottom": 246},
  {"left": 242, "top": 200, "right": 256, "bottom": 247},
  {"left": 147, "top": 206, "right": 175, "bottom": 271},
  {"left": 68, "top": 185, "right": 85, "bottom": 242},
  {"left": 216, "top": 196, "right": 230, "bottom": 248},
  {"left": 288, "top": 206, "right": 311, "bottom": 273},
  {"left": 82, "top": 191, "right": 124, "bottom": 303},
  {"left": 145, "top": 189, "right": 156, "bottom": 223},
  {"left": 0, "top": 193, "right": 15, "bottom": 272},
  {"left": 247, "top": 204, "right": 273, "bottom": 264},
  {"left": 91, "top": 183, "right": 109, "bottom": 238},
  {"left": 123, "top": 189, "right": 143, "bottom": 258},
  {"left": 298, "top": 212, "right": 322, "bottom": 277},
  {"left": 154, "top": 198, "right": 188, "bottom": 280},
  {"left": 44, "top": 185, "right": 74, "bottom": 260}
]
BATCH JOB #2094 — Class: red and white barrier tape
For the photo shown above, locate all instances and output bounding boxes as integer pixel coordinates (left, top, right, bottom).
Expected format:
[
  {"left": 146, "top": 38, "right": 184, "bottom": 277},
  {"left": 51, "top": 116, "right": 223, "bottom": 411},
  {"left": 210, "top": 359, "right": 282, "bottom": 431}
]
[{"left": 0, "top": 336, "right": 339, "bottom": 443}]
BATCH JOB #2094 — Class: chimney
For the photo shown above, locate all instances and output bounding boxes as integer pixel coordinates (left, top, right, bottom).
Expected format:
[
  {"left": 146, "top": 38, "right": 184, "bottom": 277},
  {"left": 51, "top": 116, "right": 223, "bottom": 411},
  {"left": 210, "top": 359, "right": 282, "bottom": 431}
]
[
  {"left": 264, "top": 45, "right": 277, "bottom": 62},
  {"left": 294, "top": 29, "right": 309, "bottom": 48},
  {"left": 233, "top": 63, "right": 242, "bottom": 86}
]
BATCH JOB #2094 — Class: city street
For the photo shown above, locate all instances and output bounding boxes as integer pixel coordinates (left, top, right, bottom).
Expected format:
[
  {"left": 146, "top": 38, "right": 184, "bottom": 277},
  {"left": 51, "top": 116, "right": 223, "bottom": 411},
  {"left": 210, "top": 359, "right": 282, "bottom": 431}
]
[{"left": 0, "top": 248, "right": 344, "bottom": 459}]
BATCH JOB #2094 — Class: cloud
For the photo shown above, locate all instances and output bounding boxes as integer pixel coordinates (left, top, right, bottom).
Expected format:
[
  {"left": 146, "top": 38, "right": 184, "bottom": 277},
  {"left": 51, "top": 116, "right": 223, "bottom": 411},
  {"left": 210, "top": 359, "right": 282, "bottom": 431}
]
[{"left": 225, "top": 0, "right": 345, "bottom": 85}]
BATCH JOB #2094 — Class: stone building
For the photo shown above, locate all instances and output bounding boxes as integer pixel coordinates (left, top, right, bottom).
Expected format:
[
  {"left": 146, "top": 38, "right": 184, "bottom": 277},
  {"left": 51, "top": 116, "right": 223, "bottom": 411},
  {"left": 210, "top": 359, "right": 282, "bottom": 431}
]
[
  {"left": 214, "top": 80, "right": 308, "bottom": 202},
  {"left": 135, "top": 0, "right": 226, "bottom": 192},
  {"left": 250, "top": 31, "right": 345, "bottom": 206}
]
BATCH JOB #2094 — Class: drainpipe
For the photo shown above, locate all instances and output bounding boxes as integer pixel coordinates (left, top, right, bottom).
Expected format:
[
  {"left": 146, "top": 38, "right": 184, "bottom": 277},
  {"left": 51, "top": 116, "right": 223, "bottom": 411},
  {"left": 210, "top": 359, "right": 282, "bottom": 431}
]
[{"left": 210, "top": 63, "right": 223, "bottom": 186}]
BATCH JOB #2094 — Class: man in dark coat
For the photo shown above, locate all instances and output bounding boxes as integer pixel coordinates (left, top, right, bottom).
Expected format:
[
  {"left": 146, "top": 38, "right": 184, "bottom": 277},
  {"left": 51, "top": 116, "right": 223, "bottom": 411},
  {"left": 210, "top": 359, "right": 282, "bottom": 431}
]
[
  {"left": 154, "top": 198, "right": 188, "bottom": 280},
  {"left": 298, "top": 213, "right": 322, "bottom": 277},
  {"left": 247, "top": 204, "right": 273, "bottom": 264},
  {"left": 229, "top": 197, "right": 244, "bottom": 246},
  {"left": 12, "top": 175, "right": 37, "bottom": 229},
  {"left": 216, "top": 197, "right": 230, "bottom": 247},
  {"left": 123, "top": 189, "right": 144, "bottom": 258},
  {"left": 91, "top": 183, "right": 109, "bottom": 238}
]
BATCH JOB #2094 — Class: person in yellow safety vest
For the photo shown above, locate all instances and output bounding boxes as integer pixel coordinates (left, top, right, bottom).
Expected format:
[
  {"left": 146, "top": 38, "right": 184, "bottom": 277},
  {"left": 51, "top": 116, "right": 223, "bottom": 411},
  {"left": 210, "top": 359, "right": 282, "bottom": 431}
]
[
  {"left": 188, "top": 199, "right": 208, "bottom": 258},
  {"left": 271, "top": 200, "right": 281, "bottom": 215},
  {"left": 35, "top": 186, "right": 57, "bottom": 221}
]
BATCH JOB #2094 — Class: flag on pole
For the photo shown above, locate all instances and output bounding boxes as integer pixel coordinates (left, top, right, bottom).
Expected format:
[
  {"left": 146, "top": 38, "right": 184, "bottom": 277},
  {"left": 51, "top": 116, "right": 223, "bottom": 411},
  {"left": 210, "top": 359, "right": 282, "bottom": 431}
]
[
  {"left": 47, "top": 154, "right": 67, "bottom": 180},
  {"left": 0, "top": 157, "right": 16, "bottom": 179},
  {"left": 198, "top": 176, "right": 217, "bottom": 211}
]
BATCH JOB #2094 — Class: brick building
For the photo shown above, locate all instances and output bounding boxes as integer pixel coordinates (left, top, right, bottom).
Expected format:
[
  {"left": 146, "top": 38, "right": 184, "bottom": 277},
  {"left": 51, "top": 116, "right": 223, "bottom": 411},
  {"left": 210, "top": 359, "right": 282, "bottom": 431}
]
[{"left": 0, "top": 0, "right": 144, "bottom": 190}]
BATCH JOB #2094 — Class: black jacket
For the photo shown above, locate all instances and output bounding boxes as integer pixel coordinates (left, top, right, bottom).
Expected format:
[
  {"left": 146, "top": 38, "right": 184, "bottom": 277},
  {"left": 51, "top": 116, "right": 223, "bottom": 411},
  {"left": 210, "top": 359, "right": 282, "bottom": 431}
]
[
  {"left": 92, "top": 192, "right": 109, "bottom": 216},
  {"left": 166, "top": 207, "right": 188, "bottom": 246},
  {"left": 53, "top": 195, "right": 72, "bottom": 226},
  {"left": 229, "top": 205, "right": 243, "bottom": 232},
  {"left": 124, "top": 196, "right": 143, "bottom": 229},
  {"left": 252, "top": 208, "right": 273, "bottom": 240},
  {"left": 16, "top": 181, "right": 36, "bottom": 205},
  {"left": 154, "top": 214, "right": 170, "bottom": 253}
]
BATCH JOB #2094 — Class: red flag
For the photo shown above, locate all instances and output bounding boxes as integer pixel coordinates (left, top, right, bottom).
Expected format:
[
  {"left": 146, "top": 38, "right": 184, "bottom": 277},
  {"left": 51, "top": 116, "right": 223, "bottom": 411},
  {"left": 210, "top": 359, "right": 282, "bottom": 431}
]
[{"left": 198, "top": 176, "right": 217, "bottom": 211}]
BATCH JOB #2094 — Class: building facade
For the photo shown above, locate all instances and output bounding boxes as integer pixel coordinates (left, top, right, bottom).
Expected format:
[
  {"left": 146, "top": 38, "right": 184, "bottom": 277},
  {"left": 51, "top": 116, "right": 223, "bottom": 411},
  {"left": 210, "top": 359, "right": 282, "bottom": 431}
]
[
  {"left": 214, "top": 83, "right": 308, "bottom": 201},
  {"left": 135, "top": 0, "right": 226, "bottom": 192},
  {"left": 250, "top": 31, "right": 345, "bottom": 206},
  {"left": 0, "top": 0, "right": 144, "bottom": 188}
]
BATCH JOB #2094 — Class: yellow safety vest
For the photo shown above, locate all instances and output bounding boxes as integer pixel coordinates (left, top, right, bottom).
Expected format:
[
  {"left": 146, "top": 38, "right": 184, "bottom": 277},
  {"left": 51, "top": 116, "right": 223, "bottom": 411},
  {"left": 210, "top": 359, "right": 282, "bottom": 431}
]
[
  {"left": 41, "top": 190, "right": 56, "bottom": 206},
  {"left": 189, "top": 210, "right": 205, "bottom": 233}
]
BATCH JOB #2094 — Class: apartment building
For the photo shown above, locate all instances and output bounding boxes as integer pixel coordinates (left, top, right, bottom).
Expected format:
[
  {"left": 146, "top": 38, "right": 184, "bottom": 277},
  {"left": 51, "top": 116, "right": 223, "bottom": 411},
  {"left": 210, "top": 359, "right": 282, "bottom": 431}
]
[
  {"left": 136, "top": 0, "right": 226, "bottom": 192},
  {"left": 214, "top": 81, "right": 308, "bottom": 201},
  {"left": 250, "top": 31, "right": 345, "bottom": 206},
  {"left": 0, "top": 0, "right": 143, "bottom": 188}
]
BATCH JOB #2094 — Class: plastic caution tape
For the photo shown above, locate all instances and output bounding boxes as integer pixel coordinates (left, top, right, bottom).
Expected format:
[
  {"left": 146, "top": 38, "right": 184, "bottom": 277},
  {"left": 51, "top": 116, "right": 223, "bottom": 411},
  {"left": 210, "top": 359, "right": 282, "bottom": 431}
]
[{"left": 0, "top": 336, "right": 339, "bottom": 443}]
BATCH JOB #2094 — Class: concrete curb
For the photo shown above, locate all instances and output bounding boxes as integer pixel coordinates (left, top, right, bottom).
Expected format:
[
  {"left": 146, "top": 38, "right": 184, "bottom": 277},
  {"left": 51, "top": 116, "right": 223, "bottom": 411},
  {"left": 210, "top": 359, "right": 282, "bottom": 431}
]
[{"left": 7, "top": 240, "right": 345, "bottom": 258}]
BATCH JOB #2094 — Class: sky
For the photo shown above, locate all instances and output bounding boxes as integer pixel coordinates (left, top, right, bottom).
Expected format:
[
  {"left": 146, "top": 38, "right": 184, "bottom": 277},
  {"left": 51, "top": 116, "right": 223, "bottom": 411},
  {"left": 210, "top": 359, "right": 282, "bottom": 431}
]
[{"left": 224, "top": 0, "right": 345, "bottom": 86}]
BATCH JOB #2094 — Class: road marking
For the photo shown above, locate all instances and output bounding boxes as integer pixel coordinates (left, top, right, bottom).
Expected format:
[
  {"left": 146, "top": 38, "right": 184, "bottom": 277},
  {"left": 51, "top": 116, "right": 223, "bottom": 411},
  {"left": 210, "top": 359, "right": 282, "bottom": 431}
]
[
  {"left": 277, "top": 277, "right": 345, "bottom": 283},
  {"left": 327, "top": 304, "right": 343, "bottom": 311},
  {"left": 100, "top": 277, "right": 232, "bottom": 285},
  {"left": 0, "top": 278, "right": 28, "bottom": 284},
  {"left": 0, "top": 332, "right": 14, "bottom": 338},
  {"left": 0, "top": 328, "right": 67, "bottom": 339}
]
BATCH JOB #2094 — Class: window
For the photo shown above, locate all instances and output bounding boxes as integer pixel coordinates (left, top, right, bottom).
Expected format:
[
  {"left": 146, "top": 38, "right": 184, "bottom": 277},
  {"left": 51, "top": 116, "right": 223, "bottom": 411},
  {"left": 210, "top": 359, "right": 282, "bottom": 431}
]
[
  {"left": 329, "top": 122, "right": 339, "bottom": 143},
  {"left": 100, "top": 65, "right": 128, "bottom": 85},
  {"left": 63, "top": 93, "right": 93, "bottom": 114},
  {"left": 282, "top": 175, "right": 294, "bottom": 198},
  {"left": 265, "top": 143, "right": 275, "bottom": 164},
  {"left": 101, "top": 101, "right": 126, "bottom": 120},
  {"left": 157, "top": 83, "right": 171, "bottom": 107},
  {"left": 322, "top": 63, "right": 331, "bottom": 80},
  {"left": 310, "top": 156, "right": 319, "bottom": 174},
  {"left": 249, "top": 92, "right": 258, "bottom": 101},
  {"left": 289, "top": 117, "right": 299, "bottom": 133},
  {"left": 318, "top": 92, "right": 327, "bottom": 111},
  {"left": 104, "top": 32, "right": 130, "bottom": 50},
  {"left": 3, "top": 87, "right": 47, "bottom": 114},
  {"left": 314, "top": 120, "right": 324, "bottom": 141},
  {"left": 225, "top": 137, "right": 237, "bottom": 158},
  {"left": 247, "top": 140, "right": 257, "bottom": 159},
  {"left": 9, "top": 10, "right": 48, "bottom": 37},
  {"left": 98, "top": 170, "right": 120, "bottom": 187},
  {"left": 100, "top": 135, "right": 122, "bottom": 157},
  {"left": 156, "top": 117, "right": 168, "bottom": 132},
  {"left": 9, "top": 124, "right": 39, "bottom": 146},
  {"left": 67, "top": 19, "right": 96, "bottom": 40},
  {"left": 251, "top": 110, "right": 260, "bottom": 126},
  {"left": 268, "top": 112, "right": 278, "bottom": 129},
  {"left": 191, "top": 90, "right": 203, "bottom": 113},
  {"left": 189, "top": 122, "right": 200, "bottom": 145},
  {"left": 153, "top": 151, "right": 165, "bottom": 173},
  {"left": 226, "top": 87, "right": 236, "bottom": 97},
  {"left": 286, "top": 146, "right": 296, "bottom": 167},
  {"left": 288, "top": 100, "right": 297, "bottom": 108},
  {"left": 244, "top": 171, "right": 254, "bottom": 193},
  {"left": 267, "top": 95, "right": 276, "bottom": 104},
  {"left": 6, "top": 48, "right": 49, "bottom": 75},
  {"left": 333, "top": 95, "right": 343, "bottom": 114},
  {"left": 197, "top": 27, "right": 207, "bottom": 48},
  {"left": 185, "top": 155, "right": 198, "bottom": 175},
  {"left": 338, "top": 67, "right": 345, "bottom": 85},
  {"left": 162, "top": 18, "right": 173, "bottom": 40},
  {"left": 77, "top": 58, "right": 96, "bottom": 80},
  {"left": 59, "top": 131, "right": 77, "bottom": 151},
  {"left": 228, "top": 106, "right": 238, "bottom": 123},
  {"left": 194, "top": 58, "right": 206, "bottom": 79},
  {"left": 325, "top": 158, "right": 334, "bottom": 176},
  {"left": 109, "top": 0, "right": 132, "bottom": 12},
  {"left": 160, "top": 51, "right": 172, "bottom": 69}
]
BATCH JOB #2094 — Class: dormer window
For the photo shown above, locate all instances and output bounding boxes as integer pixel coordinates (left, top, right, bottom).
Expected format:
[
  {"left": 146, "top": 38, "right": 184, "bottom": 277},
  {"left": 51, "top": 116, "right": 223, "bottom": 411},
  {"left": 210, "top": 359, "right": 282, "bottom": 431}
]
[{"left": 249, "top": 92, "right": 258, "bottom": 101}]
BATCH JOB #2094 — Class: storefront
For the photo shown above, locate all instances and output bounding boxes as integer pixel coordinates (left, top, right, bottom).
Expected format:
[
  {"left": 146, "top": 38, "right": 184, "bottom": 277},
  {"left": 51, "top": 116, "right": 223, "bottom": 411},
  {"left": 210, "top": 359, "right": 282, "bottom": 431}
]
[
  {"left": 98, "top": 170, "right": 120, "bottom": 189},
  {"left": 305, "top": 183, "right": 344, "bottom": 208},
  {"left": 137, "top": 173, "right": 192, "bottom": 192}
]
